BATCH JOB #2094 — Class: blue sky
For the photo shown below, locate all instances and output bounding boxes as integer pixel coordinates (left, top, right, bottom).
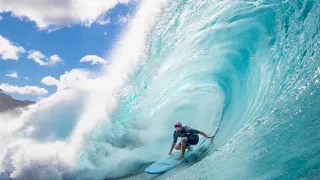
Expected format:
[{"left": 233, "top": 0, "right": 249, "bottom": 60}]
[{"left": 0, "top": 1, "right": 138, "bottom": 101}]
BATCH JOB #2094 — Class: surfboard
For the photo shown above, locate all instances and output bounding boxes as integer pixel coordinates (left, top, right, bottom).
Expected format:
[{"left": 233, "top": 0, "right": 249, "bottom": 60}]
[{"left": 145, "top": 149, "right": 195, "bottom": 174}]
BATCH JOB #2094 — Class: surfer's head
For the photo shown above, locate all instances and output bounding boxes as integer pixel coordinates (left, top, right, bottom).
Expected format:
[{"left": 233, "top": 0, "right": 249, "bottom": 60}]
[{"left": 174, "top": 121, "right": 182, "bottom": 132}]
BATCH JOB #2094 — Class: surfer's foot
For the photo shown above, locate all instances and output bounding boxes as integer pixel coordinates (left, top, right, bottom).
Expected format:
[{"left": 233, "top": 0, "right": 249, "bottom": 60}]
[{"left": 176, "top": 156, "right": 184, "bottom": 160}]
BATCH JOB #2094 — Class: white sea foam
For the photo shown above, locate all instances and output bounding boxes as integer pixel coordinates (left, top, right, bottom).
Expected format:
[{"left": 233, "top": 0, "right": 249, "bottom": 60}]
[{"left": 0, "top": 0, "right": 170, "bottom": 179}]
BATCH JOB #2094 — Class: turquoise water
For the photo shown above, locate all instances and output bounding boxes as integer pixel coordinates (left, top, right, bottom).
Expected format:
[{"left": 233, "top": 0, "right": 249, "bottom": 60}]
[
  {"left": 112, "top": 0, "right": 320, "bottom": 179},
  {"left": 0, "top": 0, "right": 319, "bottom": 179}
]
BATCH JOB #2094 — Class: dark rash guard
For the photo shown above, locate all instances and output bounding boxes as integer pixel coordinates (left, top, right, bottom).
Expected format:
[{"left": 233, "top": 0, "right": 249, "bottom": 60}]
[{"left": 173, "top": 126, "right": 200, "bottom": 143}]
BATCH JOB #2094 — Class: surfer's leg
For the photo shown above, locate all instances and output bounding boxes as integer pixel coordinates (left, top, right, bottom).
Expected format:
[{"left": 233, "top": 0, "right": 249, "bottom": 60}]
[
  {"left": 186, "top": 135, "right": 199, "bottom": 145},
  {"left": 175, "top": 143, "right": 190, "bottom": 150},
  {"left": 176, "top": 137, "right": 187, "bottom": 160},
  {"left": 175, "top": 143, "right": 181, "bottom": 150}
]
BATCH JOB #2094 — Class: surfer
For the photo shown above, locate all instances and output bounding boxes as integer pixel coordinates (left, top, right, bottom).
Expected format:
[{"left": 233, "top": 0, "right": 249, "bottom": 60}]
[{"left": 168, "top": 122, "right": 214, "bottom": 160}]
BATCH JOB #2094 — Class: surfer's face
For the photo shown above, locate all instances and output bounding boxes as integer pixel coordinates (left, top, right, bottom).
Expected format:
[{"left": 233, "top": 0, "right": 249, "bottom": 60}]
[{"left": 175, "top": 126, "right": 182, "bottom": 132}]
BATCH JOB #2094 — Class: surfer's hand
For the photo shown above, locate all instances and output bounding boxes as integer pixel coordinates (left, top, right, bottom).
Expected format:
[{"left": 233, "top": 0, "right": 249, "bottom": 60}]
[
  {"left": 200, "top": 131, "right": 214, "bottom": 139},
  {"left": 168, "top": 152, "right": 171, "bottom": 155}
]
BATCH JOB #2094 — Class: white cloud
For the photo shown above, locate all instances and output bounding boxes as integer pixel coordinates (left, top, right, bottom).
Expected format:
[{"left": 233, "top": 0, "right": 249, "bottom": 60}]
[
  {"left": 97, "top": 16, "right": 111, "bottom": 25},
  {"left": 27, "top": 50, "right": 46, "bottom": 65},
  {"left": 118, "top": 14, "right": 132, "bottom": 24},
  {"left": 0, "top": 0, "right": 133, "bottom": 30},
  {"left": 80, "top": 55, "right": 106, "bottom": 65},
  {"left": 25, "top": 77, "right": 29, "bottom": 80},
  {"left": 0, "top": 83, "right": 48, "bottom": 96},
  {"left": 41, "top": 76, "right": 59, "bottom": 86},
  {"left": 0, "top": 35, "right": 26, "bottom": 60},
  {"left": 57, "top": 69, "right": 92, "bottom": 91},
  {"left": 39, "top": 69, "right": 92, "bottom": 92},
  {"left": 28, "top": 50, "right": 63, "bottom": 66},
  {"left": 0, "top": 15, "right": 2, "bottom": 21},
  {"left": 40, "top": 69, "right": 93, "bottom": 92},
  {"left": 5, "top": 71, "right": 18, "bottom": 78},
  {"left": 49, "top": 54, "right": 63, "bottom": 66},
  {"left": 104, "top": 32, "right": 107, "bottom": 36}
]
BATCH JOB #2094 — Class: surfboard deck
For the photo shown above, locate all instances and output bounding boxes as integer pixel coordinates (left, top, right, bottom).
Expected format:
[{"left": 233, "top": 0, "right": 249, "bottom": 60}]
[{"left": 145, "top": 149, "right": 194, "bottom": 174}]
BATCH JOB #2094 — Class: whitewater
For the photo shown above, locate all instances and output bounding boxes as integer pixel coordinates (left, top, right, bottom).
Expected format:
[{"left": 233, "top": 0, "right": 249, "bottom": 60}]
[{"left": 0, "top": 0, "right": 319, "bottom": 179}]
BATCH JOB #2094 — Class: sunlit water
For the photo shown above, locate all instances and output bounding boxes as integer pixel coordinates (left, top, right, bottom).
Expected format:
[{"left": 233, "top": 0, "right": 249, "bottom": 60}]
[{"left": 0, "top": 0, "right": 319, "bottom": 179}]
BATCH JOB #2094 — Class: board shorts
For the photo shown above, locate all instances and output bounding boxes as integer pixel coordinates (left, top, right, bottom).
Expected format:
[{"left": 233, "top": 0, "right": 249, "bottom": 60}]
[{"left": 178, "top": 135, "right": 199, "bottom": 146}]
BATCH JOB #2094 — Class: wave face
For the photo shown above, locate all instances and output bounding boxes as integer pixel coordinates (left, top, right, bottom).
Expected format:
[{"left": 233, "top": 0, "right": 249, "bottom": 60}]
[{"left": 1, "top": 0, "right": 320, "bottom": 179}]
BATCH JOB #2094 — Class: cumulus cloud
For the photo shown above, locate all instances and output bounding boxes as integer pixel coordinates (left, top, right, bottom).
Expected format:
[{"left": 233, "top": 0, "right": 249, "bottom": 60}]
[
  {"left": 117, "top": 14, "right": 132, "bottom": 24},
  {"left": 0, "top": 0, "right": 134, "bottom": 30},
  {"left": 27, "top": 50, "right": 46, "bottom": 65},
  {"left": 0, "top": 83, "right": 48, "bottom": 96},
  {"left": 40, "top": 69, "right": 92, "bottom": 92},
  {"left": 80, "top": 55, "right": 106, "bottom": 65},
  {"left": 27, "top": 50, "right": 63, "bottom": 66},
  {"left": 56, "top": 69, "right": 91, "bottom": 91},
  {"left": 0, "top": 35, "right": 26, "bottom": 60},
  {"left": 49, "top": 54, "right": 63, "bottom": 66},
  {"left": 41, "top": 76, "right": 59, "bottom": 86},
  {"left": 97, "top": 16, "right": 111, "bottom": 25},
  {"left": 5, "top": 71, "right": 18, "bottom": 78}
]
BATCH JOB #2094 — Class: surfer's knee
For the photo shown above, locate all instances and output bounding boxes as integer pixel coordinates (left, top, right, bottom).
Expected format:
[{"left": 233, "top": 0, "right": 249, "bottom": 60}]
[
  {"left": 175, "top": 144, "right": 181, "bottom": 150},
  {"left": 181, "top": 137, "right": 187, "bottom": 142}
]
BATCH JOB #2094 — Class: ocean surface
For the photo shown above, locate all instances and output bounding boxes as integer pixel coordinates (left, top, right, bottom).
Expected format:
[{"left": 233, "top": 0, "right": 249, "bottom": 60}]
[{"left": 0, "top": 0, "right": 319, "bottom": 179}]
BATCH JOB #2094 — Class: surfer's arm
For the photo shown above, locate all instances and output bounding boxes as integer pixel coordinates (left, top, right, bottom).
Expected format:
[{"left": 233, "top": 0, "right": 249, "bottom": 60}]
[
  {"left": 168, "top": 143, "right": 176, "bottom": 155},
  {"left": 169, "top": 133, "right": 178, "bottom": 155},
  {"left": 189, "top": 128, "right": 213, "bottom": 138},
  {"left": 199, "top": 131, "right": 213, "bottom": 138}
]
